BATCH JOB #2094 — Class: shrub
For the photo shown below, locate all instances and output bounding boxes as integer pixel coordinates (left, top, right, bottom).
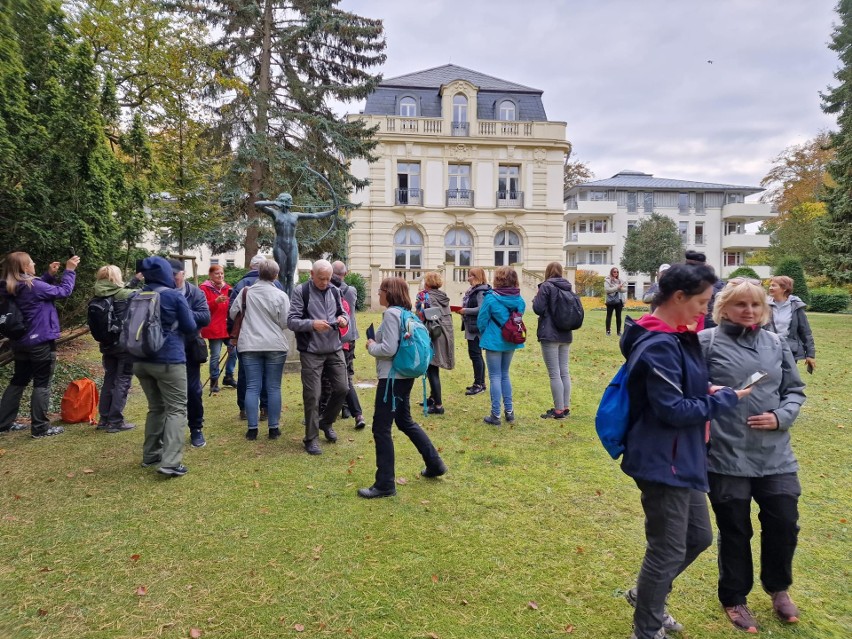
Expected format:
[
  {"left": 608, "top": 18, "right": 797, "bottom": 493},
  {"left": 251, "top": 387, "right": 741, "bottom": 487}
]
[
  {"left": 575, "top": 269, "right": 605, "bottom": 296},
  {"left": 224, "top": 266, "right": 248, "bottom": 287},
  {"left": 808, "top": 287, "right": 850, "bottom": 313},
  {"left": 727, "top": 266, "right": 762, "bottom": 281},
  {"left": 344, "top": 272, "right": 367, "bottom": 311},
  {"left": 774, "top": 258, "right": 810, "bottom": 304}
]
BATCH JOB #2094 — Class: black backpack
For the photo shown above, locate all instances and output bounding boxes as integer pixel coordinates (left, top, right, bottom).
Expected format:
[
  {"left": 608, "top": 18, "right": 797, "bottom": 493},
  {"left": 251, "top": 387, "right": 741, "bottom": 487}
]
[
  {"left": 550, "top": 286, "right": 584, "bottom": 332},
  {"left": 0, "top": 295, "right": 29, "bottom": 340},
  {"left": 87, "top": 295, "right": 125, "bottom": 346}
]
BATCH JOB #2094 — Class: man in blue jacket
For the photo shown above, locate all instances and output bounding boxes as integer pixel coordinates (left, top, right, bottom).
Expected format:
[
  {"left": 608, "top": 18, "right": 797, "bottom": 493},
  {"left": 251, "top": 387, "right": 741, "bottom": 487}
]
[{"left": 132, "top": 256, "right": 198, "bottom": 477}]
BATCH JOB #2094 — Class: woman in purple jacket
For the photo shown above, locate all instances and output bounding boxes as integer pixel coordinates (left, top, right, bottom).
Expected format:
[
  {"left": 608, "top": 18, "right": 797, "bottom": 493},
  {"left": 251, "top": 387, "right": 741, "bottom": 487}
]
[{"left": 0, "top": 251, "right": 79, "bottom": 438}]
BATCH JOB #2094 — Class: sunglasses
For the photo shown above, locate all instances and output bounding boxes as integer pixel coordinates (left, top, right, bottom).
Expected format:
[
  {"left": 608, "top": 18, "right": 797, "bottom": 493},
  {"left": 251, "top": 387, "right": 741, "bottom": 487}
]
[{"left": 726, "top": 277, "right": 761, "bottom": 286}]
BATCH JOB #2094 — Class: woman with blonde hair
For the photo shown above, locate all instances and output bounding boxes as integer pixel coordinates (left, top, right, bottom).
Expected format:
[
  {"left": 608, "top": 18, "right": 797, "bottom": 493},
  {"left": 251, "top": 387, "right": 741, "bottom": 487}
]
[
  {"left": 699, "top": 278, "right": 806, "bottom": 632},
  {"left": 0, "top": 251, "right": 80, "bottom": 437},
  {"left": 455, "top": 267, "right": 490, "bottom": 396},
  {"left": 415, "top": 271, "right": 454, "bottom": 415},
  {"left": 767, "top": 275, "right": 816, "bottom": 373},
  {"left": 90, "top": 265, "right": 136, "bottom": 432}
]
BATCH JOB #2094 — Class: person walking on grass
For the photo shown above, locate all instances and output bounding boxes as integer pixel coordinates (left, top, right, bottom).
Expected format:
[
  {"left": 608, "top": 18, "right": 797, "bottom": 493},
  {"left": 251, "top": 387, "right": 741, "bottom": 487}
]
[
  {"left": 767, "top": 275, "right": 816, "bottom": 374},
  {"left": 619, "top": 263, "right": 748, "bottom": 639},
  {"left": 200, "top": 264, "right": 236, "bottom": 393},
  {"left": 476, "top": 266, "right": 525, "bottom": 426},
  {"left": 0, "top": 252, "right": 79, "bottom": 438},
  {"left": 359, "top": 277, "right": 446, "bottom": 499},
  {"left": 415, "top": 271, "right": 455, "bottom": 415},
  {"left": 604, "top": 266, "right": 626, "bottom": 336},
  {"left": 532, "top": 262, "right": 577, "bottom": 420},
  {"left": 455, "top": 267, "right": 490, "bottom": 396}
]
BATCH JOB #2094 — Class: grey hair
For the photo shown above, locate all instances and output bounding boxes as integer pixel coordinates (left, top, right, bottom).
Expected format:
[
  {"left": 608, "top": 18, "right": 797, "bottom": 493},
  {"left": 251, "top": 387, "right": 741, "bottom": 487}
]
[{"left": 258, "top": 259, "right": 280, "bottom": 281}]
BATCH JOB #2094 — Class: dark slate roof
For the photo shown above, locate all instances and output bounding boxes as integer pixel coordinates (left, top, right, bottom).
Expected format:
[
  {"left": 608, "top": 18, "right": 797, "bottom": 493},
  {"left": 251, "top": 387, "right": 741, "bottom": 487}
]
[
  {"left": 574, "top": 170, "right": 762, "bottom": 193},
  {"left": 380, "top": 64, "right": 541, "bottom": 93}
]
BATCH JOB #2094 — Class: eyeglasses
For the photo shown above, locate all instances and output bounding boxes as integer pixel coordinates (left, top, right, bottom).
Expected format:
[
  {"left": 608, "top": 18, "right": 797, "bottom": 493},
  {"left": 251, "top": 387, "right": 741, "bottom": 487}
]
[{"left": 726, "top": 277, "right": 762, "bottom": 286}]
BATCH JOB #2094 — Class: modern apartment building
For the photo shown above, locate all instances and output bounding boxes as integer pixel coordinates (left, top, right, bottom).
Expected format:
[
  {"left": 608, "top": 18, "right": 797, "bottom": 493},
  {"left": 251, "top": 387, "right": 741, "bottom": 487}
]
[
  {"left": 346, "top": 64, "right": 570, "bottom": 308},
  {"left": 564, "top": 170, "right": 776, "bottom": 299}
]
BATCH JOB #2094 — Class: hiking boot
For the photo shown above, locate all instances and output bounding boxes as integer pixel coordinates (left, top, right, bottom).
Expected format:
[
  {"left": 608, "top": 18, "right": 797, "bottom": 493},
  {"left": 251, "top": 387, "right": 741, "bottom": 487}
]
[
  {"left": 341, "top": 406, "right": 352, "bottom": 419},
  {"left": 259, "top": 408, "right": 268, "bottom": 421},
  {"left": 483, "top": 414, "right": 501, "bottom": 426},
  {"left": 190, "top": 429, "right": 206, "bottom": 448},
  {"left": 32, "top": 426, "right": 64, "bottom": 439},
  {"left": 304, "top": 440, "right": 322, "bottom": 455},
  {"left": 210, "top": 377, "right": 220, "bottom": 393},
  {"left": 157, "top": 464, "right": 188, "bottom": 477},
  {"left": 766, "top": 590, "right": 799, "bottom": 623},
  {"left": 321, "top": 425, "right": 338, "bottom": 443},
  {"left": 239, "top": 410, "right": 247, "bottom": 421},
  {"left": 504, "top": 410, "right": 516, "bottom": 423},
  {"left": 357, "top": 485, "right": 396, "bottom": 499},
  {"left": 95, "top": 420, "right": 110, "bottom": 431},
  {"left": 268, "top": 427, "right": 281, "bottom": 440},
  {"left": 427, "top": 405, "right": 445, "bottom": 415},
  {"left": 245, "top": 428, "right": 258, "bottom": 441},
  {"left": 465, "top": 384, "right": 486, "bottom": 396},
  {"left": 421, "top": 461, "right": 447, "bottom": 478},
  {"left": 418, "top": 397, "right": 435, "bottom": 408},
  {"left": 625, "top": 587, "right": 683, "bottom": 633},
  {"left": 222, "top": 375, "right": 237, "bottom": 388},
  {"left": 107, "top": 422, "right": 136, "bottom": 433},
  {"left": 354, "top": 415, "right": 366, "bottom": 430},
  {"left": 723, "top": 604, "right": 759, "bottom": 633}
]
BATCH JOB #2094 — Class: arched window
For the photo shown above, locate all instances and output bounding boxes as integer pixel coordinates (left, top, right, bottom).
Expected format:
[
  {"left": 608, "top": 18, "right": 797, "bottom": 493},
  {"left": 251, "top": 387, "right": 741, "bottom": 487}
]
[
  {"left": 394, "top": 226, "right": 423, "bottom": 269},
  {"left": 399, "top": 97, "right": 417, "bottom": 117},
  {"left": 494, "top": 229, "right": 521, "bottom": 266},
  {"left": 444, "top": 228, "right": 473, "bottom": 266},
  {"left": 452, "top": 94, "right": 468, "bottom": 122},
  {"left": 498, "top": 100, "right": 516, "bottom": 121}
]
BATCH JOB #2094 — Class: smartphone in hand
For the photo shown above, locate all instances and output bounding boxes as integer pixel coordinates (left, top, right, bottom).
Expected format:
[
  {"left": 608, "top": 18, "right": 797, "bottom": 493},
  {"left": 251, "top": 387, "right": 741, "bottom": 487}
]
[
  {"left": 366, "top": 323, "right": 376, "bottom": 341},
  {"left": 740, "top": 371, "right": 769, "bottom": 390}
]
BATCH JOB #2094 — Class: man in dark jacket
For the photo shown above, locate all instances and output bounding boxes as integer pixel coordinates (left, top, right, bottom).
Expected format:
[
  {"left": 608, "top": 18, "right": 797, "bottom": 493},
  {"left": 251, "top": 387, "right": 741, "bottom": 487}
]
[
  {"left": 169, "top": 260, "right": 211, "bottom": 448},
  {"left": 132, "top": 256, "right": 198, "bottom": 477}
]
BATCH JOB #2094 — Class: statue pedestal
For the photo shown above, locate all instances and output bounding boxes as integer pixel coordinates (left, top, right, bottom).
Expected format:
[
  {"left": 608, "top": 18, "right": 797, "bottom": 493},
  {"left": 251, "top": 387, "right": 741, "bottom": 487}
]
[{"left": 284, "top": 328, "right": 302, "bottom": 373}]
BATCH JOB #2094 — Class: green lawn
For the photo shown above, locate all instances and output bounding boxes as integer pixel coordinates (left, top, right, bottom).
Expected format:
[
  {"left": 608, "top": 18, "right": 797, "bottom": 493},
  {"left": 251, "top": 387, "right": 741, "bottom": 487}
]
[{"left": 1, "top": 311, "right": 849, "bottom": 638}]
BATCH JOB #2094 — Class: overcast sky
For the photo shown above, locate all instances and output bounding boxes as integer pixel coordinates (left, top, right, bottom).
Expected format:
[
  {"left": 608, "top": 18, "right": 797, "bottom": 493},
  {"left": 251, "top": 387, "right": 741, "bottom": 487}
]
[{"left": 340, "top": 0, "right": 839, "bottom": 192}]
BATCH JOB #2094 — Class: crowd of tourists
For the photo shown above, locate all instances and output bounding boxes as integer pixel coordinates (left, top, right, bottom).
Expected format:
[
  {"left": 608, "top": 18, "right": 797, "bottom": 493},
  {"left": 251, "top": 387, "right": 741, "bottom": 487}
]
[{"left": 0, "top": 249, "right": 816, "bottom": 636}]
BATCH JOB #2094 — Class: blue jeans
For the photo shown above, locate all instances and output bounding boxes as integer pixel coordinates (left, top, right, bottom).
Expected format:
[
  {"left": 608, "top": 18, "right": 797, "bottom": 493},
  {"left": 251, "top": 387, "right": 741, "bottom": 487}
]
[
  {"left": 484, "top": 349, "right": 515, "bottom": 416},
  {"left": 241, "top": 351, "right": 287, "bottom": 429},
  {"left": 208, "top": 338, "right": 237, "bottom": 380}
]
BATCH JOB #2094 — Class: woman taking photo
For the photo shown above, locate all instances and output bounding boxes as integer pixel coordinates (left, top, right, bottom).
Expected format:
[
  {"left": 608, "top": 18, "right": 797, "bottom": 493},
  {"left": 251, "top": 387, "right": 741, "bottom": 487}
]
[
  {"left": 456, "top": 267, "right": 490, "bottom": 396},
  {"left": 229, "top": 259, "right": 290, "bottom": 441},
  {"left": 767, "top": 275, "right": 816, "bottom": 373},
  {"left": 476, "top": 266, "right": 525, "bottom": 426},
  {"left": 0, "top": 252, "right": 80, "bottom": 438},
  {"left": 532, "top": 262, "right": 577, "bottom": 419},
  {"left": 700, "top": 279, "right": 806, "bottom": 632},
  {"left": 619, "top": 263, "right": 746, "bottom": 639},
  {"left": 360, "top": 277, "right": 446, "bottom": 499},
  {"left": 415, "top": 271, "right": 454, "bottom": 415},
  {"left": 200, "top": 264, "right": 237, "bottom": 392},
  {"left": 604, "top": 266, "right": 626, "bottom": 336}
]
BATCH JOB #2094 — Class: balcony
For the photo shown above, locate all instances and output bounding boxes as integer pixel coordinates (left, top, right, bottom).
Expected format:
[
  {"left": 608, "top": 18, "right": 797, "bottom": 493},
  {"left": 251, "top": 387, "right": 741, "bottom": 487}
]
[
  {"left": 565, "top": 200, "right": 618, "bottom": 216},
  {"left": 347, "top": 114, "right": 568, "bottom": 143},
  {"left": 478, "top": 120, "right": 535, "bottom": 137},
  {"left": 451, "top": 122, "right": 469, "bottom": 137},
  {"left": 496, "top": 191, "right": 524, "bottom": 208},
  {"left": 446, "top": 188, "right": 474, "bottom": 207},
  {"left": 384, "top": 117, "right": 443, "bottom": 134},
  {"left": 722, "top": 233, "right": 771, "bottom": 250},
  {"left": 395, "top": 188, "right": 422, "bottom": 206},
  {"left": 722, "top": 202, "right": 775, "bottom": 220},
  {"left": 564, "top": 232, "right": 617, "bottom": 248}
]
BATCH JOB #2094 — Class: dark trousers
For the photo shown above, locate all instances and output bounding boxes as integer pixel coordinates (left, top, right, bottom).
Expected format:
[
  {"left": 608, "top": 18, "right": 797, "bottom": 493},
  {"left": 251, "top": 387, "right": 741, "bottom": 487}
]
[
  {"left": 237, "top": 349, "right": 267, "bottom": 411},
  {"left": 0, "top": 341, "right": 56, "bottom": 433},
  {"left": 99, "top": 353, "right": 133, "bottom": 426},
  {"left": 605, "top": 303, "right": 623, "bottom": 333},
  {"left": 467, "top": 336, "right": 485, "bottom": 386},
  {"left": 632, "top": 479, "right": 713, "bottom": 639},
  {"left": 371, "top": 377, "right": 442, "bottom": 491},
  {"left": 426, "top": 364, "right": 442, "bottom": 405},
  {"left": 186, "top": 361, "right": 204, "bottom": 429},
  {"left": 320, "top": 346, "right": 363, "bottom": 418},
  {"left": 300, "top": 350, "right": 348, "bottom": 444},
  {"left": 708, "top": 472, "right": 801, "bottom": 606}
]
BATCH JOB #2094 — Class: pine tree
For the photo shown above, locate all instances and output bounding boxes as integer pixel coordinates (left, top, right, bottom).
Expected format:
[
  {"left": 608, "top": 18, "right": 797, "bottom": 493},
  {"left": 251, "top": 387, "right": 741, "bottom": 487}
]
[{"left": 818, "top": 0, "right": 852, "bottom": 283}]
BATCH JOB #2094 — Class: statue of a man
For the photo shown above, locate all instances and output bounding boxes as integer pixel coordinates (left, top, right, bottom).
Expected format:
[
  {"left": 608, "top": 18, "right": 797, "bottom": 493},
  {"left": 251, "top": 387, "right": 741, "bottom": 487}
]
[{"left": 254, "top": 192, "right": 338, "bottom": 296}]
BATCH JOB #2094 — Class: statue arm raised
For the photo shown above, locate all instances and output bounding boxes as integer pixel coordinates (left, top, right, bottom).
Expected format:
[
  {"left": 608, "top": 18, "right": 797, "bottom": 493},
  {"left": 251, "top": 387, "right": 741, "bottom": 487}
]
[{"left": 294, "top": 206, "right": 338, "bottom": 221}]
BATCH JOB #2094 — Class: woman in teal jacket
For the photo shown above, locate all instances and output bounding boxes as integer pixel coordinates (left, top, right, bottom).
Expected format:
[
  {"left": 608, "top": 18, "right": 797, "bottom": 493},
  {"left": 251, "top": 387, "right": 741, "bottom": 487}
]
[{"left": 476, "top": 266, "right": 525, "bottom": 425}]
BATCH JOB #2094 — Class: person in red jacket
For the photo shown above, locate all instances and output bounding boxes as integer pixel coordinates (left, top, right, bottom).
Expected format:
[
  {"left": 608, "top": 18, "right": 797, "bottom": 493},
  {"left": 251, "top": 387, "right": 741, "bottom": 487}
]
[{"left": 199, "top": 265, "right": 236, "bottom": 393}]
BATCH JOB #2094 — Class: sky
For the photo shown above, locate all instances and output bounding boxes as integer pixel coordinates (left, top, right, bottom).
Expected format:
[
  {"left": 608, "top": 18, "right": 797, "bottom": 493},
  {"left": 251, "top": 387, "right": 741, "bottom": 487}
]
[{"left": 340, "top": 0, "right": 839, "bottom": 192}]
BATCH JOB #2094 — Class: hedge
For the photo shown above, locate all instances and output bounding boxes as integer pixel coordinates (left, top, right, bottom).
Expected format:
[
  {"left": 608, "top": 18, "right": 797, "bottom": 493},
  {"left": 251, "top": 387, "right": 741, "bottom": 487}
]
[{"left": 808, "top": 288, "right": 850, "bottom": 313}]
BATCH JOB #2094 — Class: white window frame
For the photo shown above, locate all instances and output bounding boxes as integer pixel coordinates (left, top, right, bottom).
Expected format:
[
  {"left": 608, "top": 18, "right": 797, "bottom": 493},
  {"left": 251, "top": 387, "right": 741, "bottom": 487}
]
[
  {"left": 394, "top": 226, "right": 423, "bottom": 269},
  {"left": 494, "top": 229, "right": 522, "bottom": 266},
  {"left": 498, "top": 100, "right": 516, "bottom": 121},
  {"left": 399, "top": 97, "right": 417, "bottom": 117},
  {"left": 444, "top": 228, "right": 473, "bottom": 266}
]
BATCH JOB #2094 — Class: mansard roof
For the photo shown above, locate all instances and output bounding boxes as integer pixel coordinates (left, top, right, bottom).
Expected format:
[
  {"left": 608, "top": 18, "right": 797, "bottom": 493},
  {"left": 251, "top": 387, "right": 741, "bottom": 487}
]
[
  {"left": 380, "top": 64, "right": 541, "bottom": 93},
  {"left": 576, "top": 170, "right": 762, "bottom": 193}
]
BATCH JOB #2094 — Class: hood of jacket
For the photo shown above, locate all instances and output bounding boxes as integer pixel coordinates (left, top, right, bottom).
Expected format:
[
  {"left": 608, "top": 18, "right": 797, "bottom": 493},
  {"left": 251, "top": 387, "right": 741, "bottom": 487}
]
[
  {"left": 544, "top": 277, "right": 573, "bottom": 292},
  {"left": 94, "top": 279, "right": 128, "bottom": 298},
  {"left": 140, "top": 257, "right": 176, "bottom": 290},
  {"left": 620, "top": 314, "right": 672, "bottom": 359},
  {"left": 768, "top": 294, "right": 806, "bottom": 312},
  {"left": 425, "top": 288, "right": 449, "bottom": 306}
]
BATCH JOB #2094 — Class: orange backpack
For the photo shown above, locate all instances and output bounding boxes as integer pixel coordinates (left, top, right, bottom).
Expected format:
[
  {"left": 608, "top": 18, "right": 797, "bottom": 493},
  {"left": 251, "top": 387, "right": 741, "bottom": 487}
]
[{"left": 60, "top": 378, "right": 99, "bottom": 424}]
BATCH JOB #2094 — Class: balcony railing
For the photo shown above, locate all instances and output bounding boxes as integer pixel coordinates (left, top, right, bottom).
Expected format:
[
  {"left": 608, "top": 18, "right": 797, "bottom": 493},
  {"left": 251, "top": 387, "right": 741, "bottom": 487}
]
[
  {"left": 451, "top": 122, "right": 469, "bottom": 137},
  {"left": 496, "top": 191, "right": 524, "bottom": 208},
  {"left": 395, "top": 188, "right": 422, "bottom": 206},
  {"left": 446, "top": 189, "right": 474, "bottom": 207}
]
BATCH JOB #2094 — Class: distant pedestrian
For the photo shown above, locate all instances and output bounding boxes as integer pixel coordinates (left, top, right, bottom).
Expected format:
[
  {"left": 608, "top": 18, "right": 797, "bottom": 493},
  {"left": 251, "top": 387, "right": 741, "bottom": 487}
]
[
  {"left": 455, "top": 267, "right": 490, "bottom": 396},
  {"left": 415, "top": 271, "right": 455, "bottom": 415},
  {"left": 604, "top": 266, "right": 626, "bottom": 336},
  {"left": 767, "top": 276, "right": 816, "bottom": 373},
  {"left": 642, "top": 264, "right": 670, "bottom": 313},
  {"left": 200, "top": 264, "right": 236, "bottom": 393}
]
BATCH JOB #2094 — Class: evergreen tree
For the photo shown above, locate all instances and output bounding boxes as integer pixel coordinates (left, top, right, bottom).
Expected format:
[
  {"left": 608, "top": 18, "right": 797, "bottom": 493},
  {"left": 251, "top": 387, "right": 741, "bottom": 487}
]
[
  {"left": 774, "top": 257, "right": 810, "bottom": 304},
  {"left": 818, "top": 0, "right": 852, "bottom": 283},
  {"left": 620, "top": 214, "right": 683, "bottom": 278}
]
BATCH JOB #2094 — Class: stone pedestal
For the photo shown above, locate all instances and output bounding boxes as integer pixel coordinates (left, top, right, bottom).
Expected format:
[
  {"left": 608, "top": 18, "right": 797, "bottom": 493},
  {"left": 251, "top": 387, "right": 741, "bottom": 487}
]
[{"left": 284, "top": 328, "right": 301, "bottom": 373}]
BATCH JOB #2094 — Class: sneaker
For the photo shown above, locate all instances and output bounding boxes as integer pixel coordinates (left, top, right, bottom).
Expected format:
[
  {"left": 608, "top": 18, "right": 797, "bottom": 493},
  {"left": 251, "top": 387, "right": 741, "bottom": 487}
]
[
  {"left": 239, "top": 410, "right": 247, "bottom": 421},
  {"left": 210, "top": 382, "right": 220, "bottom": 394},
  {"left": 723, "top": 604, "right": 759, "bottom": 633},
  {"left": 427, "top": 405, "right": 445, "bottom": 415},
  {"left": 259, "top": 408, "right": 268, "bottom": 421},
  {"left": 268, "top": 427, "right": 281, "bottom": 440},
  {"left": 141, "top": 457, "right": 161, "bottom": 469},
  {"left": 245, "top": 428, "right": 258, "bottom": 441},
  {"left": 540, "top": 408, "right": 556, "bottom": 419},
  {"left": 357, "top": 485, "right": 396, "bottom": 499},
  {"left": 222, "top": 375, "right": 237, "bottom": 388},
  {"left": 607, "top": 330, "right": 612, "bottom": 336},
  {"left": 465, "top": 384, "right": 486, "bottom": 396},
  {"left": 483, "top": 414, "right": 501, "bottom": 426},
  {"left": 625, "top": 587, "right": 683, "bottom": 633},
  {"left": 190, "top": 429, "right": 206, "bottom": 448},
  {"left": 321, "top": 425, "right": 338, "bottom": 443},
  {"left": 32, "top": 426, "right": 64, "bottom": 438},
  {"left": 1, "top": 421, "right": 29, "bottom": 433},
  {"left": 107, "top": 422, "right": 136, "bottom": 433},
  {"left": 766, "top": 590, "right": 799, "bottom": 623},
  {"left": 421, "top": 461, "right": 447, "bottom": 478},
  {"left": 354, "top": 416, "right": 366, "bottom": 430},
  {"left": 504, "top": 410, "right": 516, "bottom": 423},
  {"left": 157, "top": 465, "right": 188, "bottom": 477}
]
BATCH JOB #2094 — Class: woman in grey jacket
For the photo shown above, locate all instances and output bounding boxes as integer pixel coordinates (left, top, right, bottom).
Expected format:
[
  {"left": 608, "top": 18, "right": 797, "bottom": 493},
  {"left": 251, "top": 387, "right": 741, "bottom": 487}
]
[
  {"left": 415, "top": 271, "right": 455, "bottom": 415},
  {"left": 767, "top": 276, "right": 816, "bottom": 372},
  {"left": 604, "top": 267, "right": 626, "bottom": 336},
  {"left": 455, "top": 267, "right": 490, "bottom": 396},
  {"left": 699, "top": 278, "right": 806, "bottom": 632}
]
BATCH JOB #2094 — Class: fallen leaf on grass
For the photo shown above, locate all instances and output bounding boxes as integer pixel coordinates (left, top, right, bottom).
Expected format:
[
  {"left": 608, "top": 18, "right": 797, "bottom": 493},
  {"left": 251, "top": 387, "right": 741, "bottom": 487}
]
[
  {"left": 253, "top": 481, "right": 259, "bottom": 488},
  {"left": 294, "top": 623, "right": 305, "bottom": 632},
  {"left": 564, "top": 623, "right": 575, "bottom": 633},
  {"left": 0, "top": 449, "right": 5, "bottom": 456},
  {"left": 66, "top": 472, "right": 75, "bottom": 478},
  {"left": 190, "top": 628, "right": 202, "bottom": 638},
  {"left": 38, "top": 567, "right": 52, "bottom": 573},
  {"left": 576, "top": 546, "right": 585, "bottom": 554},
  {"left": 37, "top": 608, "right": 47, "bottom": 617},
  {"left": 14, "top": 494, "right": 21, "bottom": 500},
  {"left": 527, "top": 601, "right": 539, "bottom": 610},
  {"left": 420, "top": 500, "right": 430, "bottom": 505},
  {"left": 83, "top": 468, "right": 95, "bottom": 474},
  {"left": 135, "top": 585, "right": 148, "bottom": 596},
  {"left": 461, "top": 599, "right": 469, "bottom": 606},
  {"left": 396, "top": 477, "right": 408, "bottom": 485},
  {"left": 431, "top": 574, "right": 438, "bottom": 583},
  {"left": 130, "top": 554, "right": 141, "bottom": 562},
  {"left": 841, "top": 518, "right": 848, "bottom": 524},
  {"left": 426, "top": 633, "right": 439, "bottom": 639}
]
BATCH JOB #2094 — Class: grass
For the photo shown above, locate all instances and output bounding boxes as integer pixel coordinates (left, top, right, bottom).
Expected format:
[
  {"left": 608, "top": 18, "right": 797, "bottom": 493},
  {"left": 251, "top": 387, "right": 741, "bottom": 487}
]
[{"left": 0, "top": 310, "right": 849, "bottom": 638}]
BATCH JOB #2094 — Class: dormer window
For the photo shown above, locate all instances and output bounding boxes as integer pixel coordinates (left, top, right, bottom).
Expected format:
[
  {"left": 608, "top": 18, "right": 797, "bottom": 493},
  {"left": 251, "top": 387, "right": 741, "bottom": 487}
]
[
  {"left": 399, "top": 97, "right": 417, "bottom": 117},
  {"left": 453, "top": 94, "right": 468, "bottom": 122},
  {"left": 498, "top": 100, "right": 516, "bottom": 121}
]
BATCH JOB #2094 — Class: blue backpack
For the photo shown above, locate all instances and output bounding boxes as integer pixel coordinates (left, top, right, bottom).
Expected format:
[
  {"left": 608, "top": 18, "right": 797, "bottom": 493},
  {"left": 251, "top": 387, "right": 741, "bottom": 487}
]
[
  {"left": 384, "top": 307, "right": 433, "bottom": 415},
  {"left": 595, "top": 338, "right": 654, "bottom": 459}
]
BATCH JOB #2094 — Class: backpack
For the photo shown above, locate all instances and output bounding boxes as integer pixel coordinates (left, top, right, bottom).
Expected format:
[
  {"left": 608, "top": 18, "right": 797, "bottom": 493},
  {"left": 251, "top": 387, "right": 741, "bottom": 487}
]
[
  {"left": 0, "top": 295, "right": 28, "bottom": 340},
  {"left": 550, "top": 287, "right": 584, "bottom": 332},
  {"left": 294, "top": 282, "right": 345, "bottom": 352},
  {"left": 384, "top": 307, "right": 434, "bottom": 415},
  {"left": 120, "top": 288, "right": 170, "bottom": 358},
  {"left": 594, "top": 338, "right": 656, "bottom": 459},
  {"left": 87, "top": 296, "right": 124, "bottom": 346},
  {"left": 60, "top": 378, "right": 99, "bottom": 424},
  {"left": 493, "top": 309, "right": 527, "bottom": 344}
]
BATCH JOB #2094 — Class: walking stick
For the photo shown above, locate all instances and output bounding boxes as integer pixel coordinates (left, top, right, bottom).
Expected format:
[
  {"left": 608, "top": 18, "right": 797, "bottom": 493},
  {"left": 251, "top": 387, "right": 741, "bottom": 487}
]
[{"left": 203, "top": 347, "right": 230, "bottom": 395}]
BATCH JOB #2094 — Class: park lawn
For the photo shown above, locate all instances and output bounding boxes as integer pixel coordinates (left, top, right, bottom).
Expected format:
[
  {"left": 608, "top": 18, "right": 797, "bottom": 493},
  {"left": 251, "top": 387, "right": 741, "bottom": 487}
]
[{"left": 0, "top": 310, "right": 849, "bottom": 639}]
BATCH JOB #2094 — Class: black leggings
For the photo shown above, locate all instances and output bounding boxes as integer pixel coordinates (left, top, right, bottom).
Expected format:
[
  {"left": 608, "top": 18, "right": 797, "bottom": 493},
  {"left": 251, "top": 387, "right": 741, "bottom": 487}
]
[
  {"left": 426, "top": 364, "right": 442, "bottom": 405},
  {"left": 606, "top": 303, "right": 623, "bottom": 334},
  {"left": 467, "top": 336, "right": 485, "bottom": 386}
]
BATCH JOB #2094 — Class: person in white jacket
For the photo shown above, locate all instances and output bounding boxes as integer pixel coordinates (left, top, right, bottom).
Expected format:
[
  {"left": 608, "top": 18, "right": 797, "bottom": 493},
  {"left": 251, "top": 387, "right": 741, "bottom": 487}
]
[{"left": 229, "top": 259, "right": 290, "bottom": 440}]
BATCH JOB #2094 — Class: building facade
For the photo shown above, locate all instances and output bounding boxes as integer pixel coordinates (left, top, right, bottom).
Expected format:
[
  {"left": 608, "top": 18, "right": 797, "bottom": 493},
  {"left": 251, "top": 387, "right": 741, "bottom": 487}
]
[
  {"left": 564, "top": 170, "right": 776, "bottom": 299},
  {"left": 346, "top": 64, "right": 570, "bottom": 308}
]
